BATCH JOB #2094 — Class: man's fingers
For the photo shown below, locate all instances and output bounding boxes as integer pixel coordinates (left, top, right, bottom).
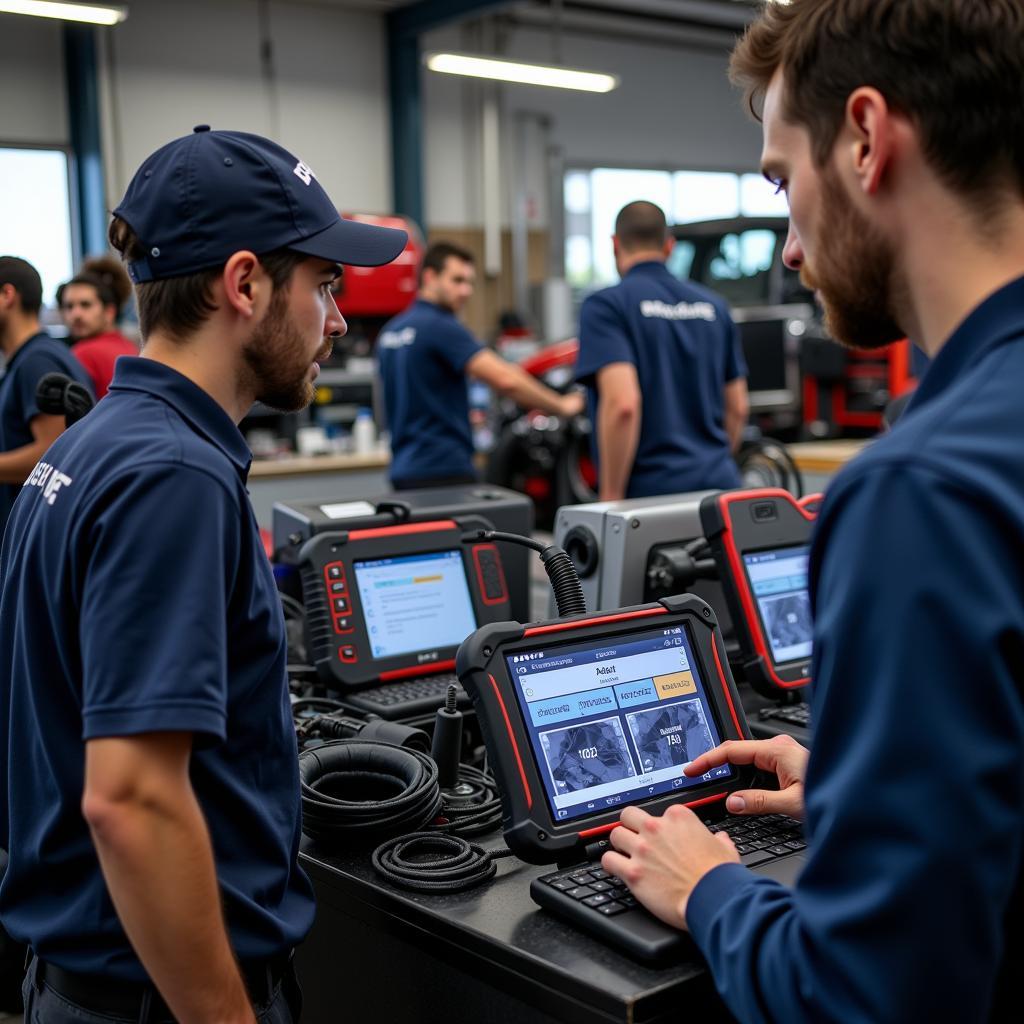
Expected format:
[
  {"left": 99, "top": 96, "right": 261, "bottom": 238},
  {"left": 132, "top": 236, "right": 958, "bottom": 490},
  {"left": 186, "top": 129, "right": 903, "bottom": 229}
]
[
  {"left": 608, "top": 823, "right": 641, "bottom": 855},
  {"left": 725, "top": 786, "right": 802, "bottom": 817},
  {"left": 618, "top": 804, "right": 651, "bottom": 832},
  {"left": 601, "top": 849, "right": 631, "bottom": 880},
  {"left": 684, "top": 740, "right": 767, "bottom": 776},
  {"left": 713, "top": 831, "right": 738, "bottom": 857}
]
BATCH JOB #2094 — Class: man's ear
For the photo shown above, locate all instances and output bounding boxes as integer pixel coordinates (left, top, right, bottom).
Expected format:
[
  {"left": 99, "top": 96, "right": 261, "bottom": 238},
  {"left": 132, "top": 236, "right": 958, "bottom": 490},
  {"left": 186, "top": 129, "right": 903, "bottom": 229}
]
[
  {"left": 662, "top": 236, "right": 675, "bottom": 260},
  {"left": 220, "top": 251, "right": 266, "bottom": 319},
  {"left": 845, "top": 86, "right": 895, "bottom": 196}
]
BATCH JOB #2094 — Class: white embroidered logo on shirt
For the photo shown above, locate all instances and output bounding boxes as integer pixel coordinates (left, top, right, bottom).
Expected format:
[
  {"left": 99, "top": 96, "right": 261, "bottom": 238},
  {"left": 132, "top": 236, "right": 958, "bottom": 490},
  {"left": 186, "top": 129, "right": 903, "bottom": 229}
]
[
  {"left": 640, "top": 299, "right": 717, "bottom": 322},
  {"left": 24, "top": 460, "right": 72, "bottom": 506},
  {"left": 379, "top": 327, "right": 417, "bottom": 349}
]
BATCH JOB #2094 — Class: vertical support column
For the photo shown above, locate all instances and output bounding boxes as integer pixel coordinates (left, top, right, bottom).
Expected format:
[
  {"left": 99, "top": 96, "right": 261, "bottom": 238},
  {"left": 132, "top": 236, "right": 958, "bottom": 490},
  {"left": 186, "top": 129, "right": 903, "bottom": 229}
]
[
  {"left": 481, "top": 85, "right": 502, "bottom": 277},
  {"left": 64, "top": 24, "right": 107, "bottom": 259},
  {"left": 388, "top": 26, "right": 424, "bottom": 231}
]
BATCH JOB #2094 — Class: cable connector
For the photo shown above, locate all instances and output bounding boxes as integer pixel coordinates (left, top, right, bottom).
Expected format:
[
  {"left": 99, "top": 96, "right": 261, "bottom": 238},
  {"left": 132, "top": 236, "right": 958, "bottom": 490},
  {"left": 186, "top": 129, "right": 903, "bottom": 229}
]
[{"left": 430, "top": 684, "right": 464, "bottom": 790}]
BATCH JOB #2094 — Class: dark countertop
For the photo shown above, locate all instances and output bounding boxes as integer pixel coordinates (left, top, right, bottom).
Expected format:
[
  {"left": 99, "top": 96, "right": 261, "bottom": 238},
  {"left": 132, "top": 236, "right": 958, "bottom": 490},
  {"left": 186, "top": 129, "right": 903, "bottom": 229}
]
[{"left": 299, "top": 831, "right": 733, "bottom": 1024}]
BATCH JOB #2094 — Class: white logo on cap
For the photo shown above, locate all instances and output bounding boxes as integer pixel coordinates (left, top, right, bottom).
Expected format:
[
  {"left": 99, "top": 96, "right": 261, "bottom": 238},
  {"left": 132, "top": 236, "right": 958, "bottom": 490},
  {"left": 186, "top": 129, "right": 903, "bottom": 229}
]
[{"left": 293, "top": 160, "right": 316, "bottom": 186}]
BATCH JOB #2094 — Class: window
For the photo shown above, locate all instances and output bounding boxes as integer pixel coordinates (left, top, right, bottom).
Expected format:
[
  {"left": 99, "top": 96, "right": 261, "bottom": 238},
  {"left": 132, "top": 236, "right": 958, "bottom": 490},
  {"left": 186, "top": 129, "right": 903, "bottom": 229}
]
[
  {"left": 565, "top": 166, "right": 790, "bottom": 293},
  {"left": 0, "top": 147, "right": 75, "bottom": 308}
]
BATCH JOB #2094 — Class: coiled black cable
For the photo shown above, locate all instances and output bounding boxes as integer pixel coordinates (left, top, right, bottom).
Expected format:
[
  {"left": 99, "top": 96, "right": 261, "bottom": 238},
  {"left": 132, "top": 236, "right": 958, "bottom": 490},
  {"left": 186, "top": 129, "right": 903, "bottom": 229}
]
[
  {"left": 462, "top": 529, "right": 586, "bottom": 617},
  {"left": 372, "top": 833, "right": 515, "bottom": 893},
  {"left": 299, "top": 741, "right": 443, "bottom": 844},
  {"left": 435, "top": 764, "right": 503, "bottom": 838}
]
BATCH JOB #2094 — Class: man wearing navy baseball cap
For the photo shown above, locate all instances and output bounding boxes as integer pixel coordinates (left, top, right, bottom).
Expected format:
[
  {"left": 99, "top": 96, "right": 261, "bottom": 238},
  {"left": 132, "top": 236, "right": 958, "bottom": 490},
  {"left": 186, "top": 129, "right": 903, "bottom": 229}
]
[{"left": 0, "top": 127, "right": 407, "bottom": 1023}]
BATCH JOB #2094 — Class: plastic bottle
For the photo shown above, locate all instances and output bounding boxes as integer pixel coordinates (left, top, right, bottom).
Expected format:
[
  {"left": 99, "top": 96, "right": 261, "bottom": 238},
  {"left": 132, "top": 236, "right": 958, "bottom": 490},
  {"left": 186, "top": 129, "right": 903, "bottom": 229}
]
[{"left": 352, "top": 407, "right": 377, "bottom": 455}]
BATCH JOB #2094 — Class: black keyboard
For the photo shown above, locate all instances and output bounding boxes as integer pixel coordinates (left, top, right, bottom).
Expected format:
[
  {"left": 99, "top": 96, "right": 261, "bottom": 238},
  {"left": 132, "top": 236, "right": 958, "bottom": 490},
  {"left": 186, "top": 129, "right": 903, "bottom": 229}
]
[
  {"left": 759, "top": 701, "right": 811, "bottom": 729},
  {"left": 532, "top": 814, "right": 805, "bottom": 962},
  {"left": 345, "top": 674, "right": 469, "bottom": 719}
]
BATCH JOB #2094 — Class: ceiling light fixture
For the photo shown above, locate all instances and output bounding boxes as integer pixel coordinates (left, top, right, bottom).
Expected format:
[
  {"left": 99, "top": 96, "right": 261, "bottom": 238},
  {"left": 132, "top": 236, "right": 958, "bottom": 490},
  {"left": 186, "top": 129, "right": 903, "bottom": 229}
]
[
  {"left": 0, "top": 0, "right": 127, "bottom": 26},
  {"left": 425, "top": 52, "right": 618, "bottom": 94}
]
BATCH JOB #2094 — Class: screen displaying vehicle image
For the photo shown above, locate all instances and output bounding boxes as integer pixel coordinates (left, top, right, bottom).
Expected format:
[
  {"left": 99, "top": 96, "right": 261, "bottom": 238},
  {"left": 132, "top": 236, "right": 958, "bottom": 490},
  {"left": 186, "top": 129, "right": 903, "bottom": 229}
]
[
  {"left": 505, "top": 624, "right": 731, "bottom": 824},
  {"left": 742, "top": 546, "right": 813, "bottom": 664},
  {"left": 353, "top": 550, "right": 477, "bottom": 660}
]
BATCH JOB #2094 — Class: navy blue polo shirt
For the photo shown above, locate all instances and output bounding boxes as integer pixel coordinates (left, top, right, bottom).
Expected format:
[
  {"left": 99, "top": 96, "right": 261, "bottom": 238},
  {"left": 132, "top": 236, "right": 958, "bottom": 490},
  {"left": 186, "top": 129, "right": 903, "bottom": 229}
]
[
  {"left": 376, "top": 299, "right": 482, "bottom": 486},
  {"left": 576, "top": 262, "right": 746, "bottom": 498},
  {"left": 0, "top": 331, "right": 93, "bottom": 534},
  {"left": 686, "top": 277, "right": 1024, "bottom": 1023},
  {"left": 0, "top": 358, "right": 314, "bottom": 979}
]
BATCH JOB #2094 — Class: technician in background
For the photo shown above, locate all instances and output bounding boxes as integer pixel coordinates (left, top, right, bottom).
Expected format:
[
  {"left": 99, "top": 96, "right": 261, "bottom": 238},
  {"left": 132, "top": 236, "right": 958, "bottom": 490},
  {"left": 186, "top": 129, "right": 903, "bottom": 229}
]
[
  {"left": 576, "top": 201, "right": 749, "bottom": 500},
  {"left": 603, "top": 2, "right": 1024, "bottom": 1021},
  {"left": 58, "top": 261, "right": 138, "bottom": 399},
  {"left": 0, "top": 256, "right": 93, "bottom": 535},
  {"left": 0, "top": 126, "right": 407, "bottom": 1023},
  {"left": 377, "top": 241, "right": 583, "bottom": 490}
]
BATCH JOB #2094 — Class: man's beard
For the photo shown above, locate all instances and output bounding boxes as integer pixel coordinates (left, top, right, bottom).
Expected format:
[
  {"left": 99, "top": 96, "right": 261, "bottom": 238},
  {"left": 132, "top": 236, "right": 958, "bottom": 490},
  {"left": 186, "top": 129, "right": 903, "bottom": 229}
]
[
  {"left": 242, "top": 289, "right": 329, "bottom": 413},
  {"left": 802, "top": 169, "right": 906, "bottom": 350}
]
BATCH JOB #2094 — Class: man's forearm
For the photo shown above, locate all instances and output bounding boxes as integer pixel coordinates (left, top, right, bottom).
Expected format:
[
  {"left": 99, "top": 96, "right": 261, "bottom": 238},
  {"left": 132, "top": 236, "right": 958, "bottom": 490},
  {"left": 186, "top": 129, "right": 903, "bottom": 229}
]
[
  {"left": 725, "top": 410, "right": 744, "bottom": 452},
  {"left": 597, "top": 401, "right": 640, "bottom": 500},
  {"left": 88, "top": 789, "right": 255, "bottom": 1023},
  {"left": 504, "top": 366, "right": 569, "bottom": 415},
  {"left": 0, "top": 440, "right": 48, "bottom": 484}
]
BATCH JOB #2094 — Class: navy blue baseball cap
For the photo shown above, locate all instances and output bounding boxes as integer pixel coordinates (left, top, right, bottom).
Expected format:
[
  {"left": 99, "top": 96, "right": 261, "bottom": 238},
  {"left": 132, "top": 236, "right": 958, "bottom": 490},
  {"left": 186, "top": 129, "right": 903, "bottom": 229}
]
[{"left": 114, "top": 126, "right": 408, "bottom": 283}]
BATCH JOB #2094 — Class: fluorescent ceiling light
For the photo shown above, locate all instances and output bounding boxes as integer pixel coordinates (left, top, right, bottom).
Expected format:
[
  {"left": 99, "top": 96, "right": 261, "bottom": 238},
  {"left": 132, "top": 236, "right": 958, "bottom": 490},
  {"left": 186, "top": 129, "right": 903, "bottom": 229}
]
[
  {"left": 0, "top": 0, "right": 127, "bottom": 25},
  {"left": 426, "top": 53, "right": 618, "bottom": 93}
]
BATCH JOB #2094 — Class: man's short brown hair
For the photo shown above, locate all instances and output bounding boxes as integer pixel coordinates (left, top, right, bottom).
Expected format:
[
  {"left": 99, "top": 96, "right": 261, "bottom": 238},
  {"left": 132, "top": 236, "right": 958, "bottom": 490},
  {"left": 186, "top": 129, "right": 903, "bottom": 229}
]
[
  {"left": 614, "top": 201, "right": 668, "bottom": 252},
  {"left": 731, "top": 0, "right": 1024, "bottom": 208},
  {"left": 108, "top": 217, "right": 305, "bottom": 341},
  {"left": 419, "top": 241, "right": 474, "bottom": 286}
]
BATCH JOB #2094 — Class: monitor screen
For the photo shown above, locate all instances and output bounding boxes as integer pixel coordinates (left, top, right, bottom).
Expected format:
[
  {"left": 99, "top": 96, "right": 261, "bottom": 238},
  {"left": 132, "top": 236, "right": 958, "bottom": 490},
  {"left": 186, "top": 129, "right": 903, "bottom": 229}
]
[
  {"left": 353, "top": 550, "right": 477, "bottom": 660},
  {"left": 506, "top": 624, "right": 731, "bottom": 824},
  {"left": 742, "top": 546, "right": 813, "bottom": 664}
]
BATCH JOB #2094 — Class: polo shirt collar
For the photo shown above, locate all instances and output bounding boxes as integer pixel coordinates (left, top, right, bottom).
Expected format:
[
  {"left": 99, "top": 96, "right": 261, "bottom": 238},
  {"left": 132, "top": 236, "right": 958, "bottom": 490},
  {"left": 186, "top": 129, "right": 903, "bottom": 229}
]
[
  {"left": 626, "top": 260, "right": 670, "bottom": 278},
  {"left": 107, "top": 358, "right": 252, "bottom": 478},
  {"left": 4, "top": 331, "right": 50, "bottom": 372},
  {"left": 908, "top": 274, "right": 1024, "bottom": 413}
]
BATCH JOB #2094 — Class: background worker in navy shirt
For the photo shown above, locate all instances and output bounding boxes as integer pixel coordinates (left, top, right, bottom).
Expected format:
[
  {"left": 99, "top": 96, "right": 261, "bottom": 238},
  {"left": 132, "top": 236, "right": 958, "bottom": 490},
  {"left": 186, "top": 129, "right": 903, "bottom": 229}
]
[
  {"left": 602, "top": 2, "right": 1024, "bottom": 1022},
  {"left": 0, "top": 127, "right": 407, "bottom": 1023},
  {"left": 0, "top": 256, "right": 93, "bottom": 535},
  {"left": 575, "top": 202, "right": 749, "bottom": 500},
  {"left": 377, "top": 241, "right": 583, "bottom": 489}
]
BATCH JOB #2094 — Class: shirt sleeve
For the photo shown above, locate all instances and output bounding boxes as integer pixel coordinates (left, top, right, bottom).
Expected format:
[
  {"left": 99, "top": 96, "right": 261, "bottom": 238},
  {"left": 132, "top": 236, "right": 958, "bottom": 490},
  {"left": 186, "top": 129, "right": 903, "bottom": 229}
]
[
  {"left": 15, "top": 348, "right": 90, "bottom": 423},
  {"left": 724, "top": 313, "right": 747, "bottom": 382},
  {"left": 575, "top": 291, "right": 633, "bottom": 386},
  {"left": 686, "top": 459, "right": 1024, "bottom": 1024},
  {"left": 430, "top": 319, "right": 482, "bottom": 374},
  {"left": 78, "top": 463, "right": 242, "bottom": 744}
]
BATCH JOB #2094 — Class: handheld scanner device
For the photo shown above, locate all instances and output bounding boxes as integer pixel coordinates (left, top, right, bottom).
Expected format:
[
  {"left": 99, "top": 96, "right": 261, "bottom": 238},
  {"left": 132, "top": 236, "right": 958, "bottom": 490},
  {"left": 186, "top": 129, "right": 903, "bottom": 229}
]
[
  {"left": 699, "top": 489, "right": 821, "bottom": 698},
  {"left": 455, "top": 594, "right": 752, "bottom": 865},
  {"left": 298, "top": 516, "right": 511, "bottom": 688}
]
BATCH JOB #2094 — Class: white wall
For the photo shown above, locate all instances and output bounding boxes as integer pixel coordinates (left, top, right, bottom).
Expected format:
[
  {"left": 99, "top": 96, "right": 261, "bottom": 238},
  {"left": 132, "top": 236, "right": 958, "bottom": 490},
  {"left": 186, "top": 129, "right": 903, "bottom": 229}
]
[
  {"left": 103, "top": 0, "right": 392, "bottom": 215},
  {"left": 0, "top": 13, "right": 68, "bottom": 145},
  {"left": 423, "top": 22, "right": 763, "bottom": 228}
]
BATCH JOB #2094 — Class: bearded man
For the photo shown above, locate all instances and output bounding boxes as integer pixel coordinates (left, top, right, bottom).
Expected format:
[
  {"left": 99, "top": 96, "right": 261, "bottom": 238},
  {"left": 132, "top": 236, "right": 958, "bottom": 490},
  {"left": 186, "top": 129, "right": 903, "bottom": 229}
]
[
  {"left": 601, "top": 3, "right": 1024, "bottom": 1022},
  {"left": 0, "top": 126, "right": 406, "bottom": 1023}
]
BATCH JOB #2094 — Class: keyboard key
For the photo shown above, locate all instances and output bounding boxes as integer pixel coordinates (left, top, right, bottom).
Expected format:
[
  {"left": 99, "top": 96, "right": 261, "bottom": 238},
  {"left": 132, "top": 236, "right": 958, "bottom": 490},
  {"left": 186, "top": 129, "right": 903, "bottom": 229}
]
[
  {"left": 785, "top": 840, "right": 807, "bottom": 851},
  {"left": 596, "top": 901, "right": 628, "bottom": 916},
  {"left": 583, "top": 893, "right": 611, "bottom": 908},
  {"left": 740, "top": 850, "right": 776, "bottom": 868},
  {"left": 589, "top": 880, "right": 613, "bottom": 893},
  {"left": 619, "top": 894, "right": 638, "bottom": 908},
  {"left": 568, "top": 872, "right": 594, "bottom": 886},
  {"left": 767, "top": 845, "right": 791, "bottom": 856},
  {"left": 548, "top": 878, "right": 575, "bottom": 891},
  {"left": 566, "top": 885, "right": 596, "bottom": 900}
]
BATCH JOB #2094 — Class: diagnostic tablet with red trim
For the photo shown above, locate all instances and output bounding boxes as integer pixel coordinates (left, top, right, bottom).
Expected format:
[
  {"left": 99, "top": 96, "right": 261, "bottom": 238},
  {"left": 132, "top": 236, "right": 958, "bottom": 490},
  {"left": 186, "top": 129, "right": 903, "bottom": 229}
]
[
  {"left": 454, "top": 594, "right": 754, "bottom": 865},
  {"left": 700, "top": 489, "right": 821, "bottom": 698}
]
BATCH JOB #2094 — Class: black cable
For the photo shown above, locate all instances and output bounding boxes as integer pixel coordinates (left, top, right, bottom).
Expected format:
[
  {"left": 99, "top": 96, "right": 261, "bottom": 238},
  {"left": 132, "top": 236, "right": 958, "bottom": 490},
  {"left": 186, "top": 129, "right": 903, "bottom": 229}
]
[
  {"left": 299, "top": 741, "right": 443, "bottom": 844},
  {"left": 279, "top": 593, "right": 306, "bottom": 618},
  {"left": 436, "top": 764, "right": 503, "bottom": 838},
  {"left": 462, "top": 529, "right": 586, "bottom": 618},
  {"left": 372, "top": 833, "right": 515, "bottom": 893}
]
